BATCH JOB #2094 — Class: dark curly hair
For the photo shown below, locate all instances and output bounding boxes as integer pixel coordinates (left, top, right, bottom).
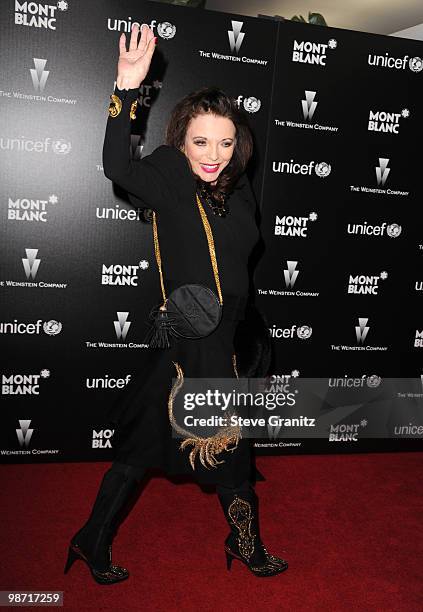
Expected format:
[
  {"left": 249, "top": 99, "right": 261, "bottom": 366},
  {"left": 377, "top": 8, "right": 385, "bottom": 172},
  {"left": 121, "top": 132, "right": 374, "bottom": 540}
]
[{"left": 164, "top": 86, "right": 253, "bottom": 202}]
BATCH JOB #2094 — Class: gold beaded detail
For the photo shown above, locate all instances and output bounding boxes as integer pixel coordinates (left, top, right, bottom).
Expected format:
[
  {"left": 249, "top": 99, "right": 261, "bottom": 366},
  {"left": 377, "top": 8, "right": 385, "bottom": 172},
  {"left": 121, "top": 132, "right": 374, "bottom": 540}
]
[
  {"left": 228, "top": 495, "right": 255, "bottom": 562},
  {"left": 108, "top": 94, "right": 122, "bottom": 118},
  {"left": 130, "top": 99, "right": 138, "bottom": 120},
  {"left": 195, "top": 193, "right": 223, "bottom": 305}
]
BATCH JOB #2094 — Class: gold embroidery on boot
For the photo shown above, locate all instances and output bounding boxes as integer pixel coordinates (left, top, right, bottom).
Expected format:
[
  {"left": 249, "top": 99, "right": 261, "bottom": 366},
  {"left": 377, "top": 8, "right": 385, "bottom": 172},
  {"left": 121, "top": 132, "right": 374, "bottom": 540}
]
[
  {"left": 232, "top": 353, "right": 239, "bottom": 379},
  {"left": 228, "top": 495, "right": 255, "bottom": 562},
  {"left": 167, "top": 361, "right": 242, "bottom": 471}
]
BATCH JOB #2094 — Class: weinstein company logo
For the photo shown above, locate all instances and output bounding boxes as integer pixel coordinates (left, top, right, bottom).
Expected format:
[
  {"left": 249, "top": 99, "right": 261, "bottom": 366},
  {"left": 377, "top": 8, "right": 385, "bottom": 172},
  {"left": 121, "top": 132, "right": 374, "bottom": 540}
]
[
  {"left": 0, "top": 248, "right": 67, "bottom": 289},
  {"left": 85, "top": 312, "right": 148, "bottom": 350},
  {"left": 331, "top": 317, "right": 388, "bottom": 352},
  {"left": 274, "top": 90, "right": 338, "bottom": 132},
  {"left": 3, "top": 57, "right": 78, "bottom": 106},
  {"left": 347, "top": 271, "right": 388, "bottom": 295},
  {"left": 274, "top": 212, "right": 318, "bottom": 237},
  {"left": 292, "top": 38, "right": 338, "bottom": 66},
  {"left": 258, "top": 261, "right": 319, "bottom": 298},
  {"left": 198, "top": 20, "right": 268, "bottom": 66},
  {"left": 0, "top": 57, "right": 68, "bottom": 105},
  {"left": 350, "top": 158, "right": 409, "bottom": 197},
  {"left": 1, "top": 419, "right": 60, "bottom": 456},
  {"left": 16, "top": 419, "right": 34, "bottom": 447}
]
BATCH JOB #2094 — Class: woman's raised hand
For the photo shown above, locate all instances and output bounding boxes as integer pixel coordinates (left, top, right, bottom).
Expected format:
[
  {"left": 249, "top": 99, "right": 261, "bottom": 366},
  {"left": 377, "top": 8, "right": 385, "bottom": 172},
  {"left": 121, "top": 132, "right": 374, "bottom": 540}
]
[{"left": 116, "top": 24, "right": 156, "bottom": 90}]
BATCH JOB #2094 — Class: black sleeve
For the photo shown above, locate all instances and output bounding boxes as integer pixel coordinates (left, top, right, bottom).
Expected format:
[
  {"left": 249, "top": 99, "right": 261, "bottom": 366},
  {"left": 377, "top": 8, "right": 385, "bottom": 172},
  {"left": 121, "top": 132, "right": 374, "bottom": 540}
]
[
  {"left": 236, "top": 171, "right": 258, "bottom": 217},
  {"left": 102, "top": 85, "right": 178, "bottom": 214}
]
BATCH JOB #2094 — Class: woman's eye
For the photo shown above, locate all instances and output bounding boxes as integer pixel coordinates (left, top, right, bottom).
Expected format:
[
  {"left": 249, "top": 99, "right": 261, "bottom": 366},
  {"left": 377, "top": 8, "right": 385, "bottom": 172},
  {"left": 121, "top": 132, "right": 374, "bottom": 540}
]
[{"left": 194, "top": 141, "right": 205, "bottom": 146}]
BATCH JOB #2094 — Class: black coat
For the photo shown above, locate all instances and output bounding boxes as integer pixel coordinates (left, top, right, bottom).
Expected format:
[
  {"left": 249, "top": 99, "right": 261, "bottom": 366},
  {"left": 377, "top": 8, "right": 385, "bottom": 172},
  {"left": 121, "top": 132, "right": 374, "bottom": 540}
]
[{"left": 102, "top": 86, "right": 268, "bottom": 485}]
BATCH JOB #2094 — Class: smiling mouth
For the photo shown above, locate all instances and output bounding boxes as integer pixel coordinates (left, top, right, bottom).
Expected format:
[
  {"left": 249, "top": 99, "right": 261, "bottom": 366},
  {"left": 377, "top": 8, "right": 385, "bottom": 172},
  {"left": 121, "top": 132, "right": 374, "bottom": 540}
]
[{"left": 200, "top": 163, "right": 220, "bottom": 173}]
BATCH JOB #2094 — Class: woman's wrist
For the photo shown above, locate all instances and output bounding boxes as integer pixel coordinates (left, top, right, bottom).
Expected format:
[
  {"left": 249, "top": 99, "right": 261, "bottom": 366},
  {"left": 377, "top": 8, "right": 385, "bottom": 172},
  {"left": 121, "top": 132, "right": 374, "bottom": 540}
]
[{"left": 116, "top": 75, "right": 142, "bottom": 91}]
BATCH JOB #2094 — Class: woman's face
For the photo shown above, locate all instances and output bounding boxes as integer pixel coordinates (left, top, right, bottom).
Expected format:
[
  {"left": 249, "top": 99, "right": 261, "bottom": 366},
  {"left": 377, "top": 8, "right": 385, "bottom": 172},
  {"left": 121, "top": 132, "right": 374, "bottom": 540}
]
[{"left": 181, "top": 112, "right": 236, "bottom": 184}]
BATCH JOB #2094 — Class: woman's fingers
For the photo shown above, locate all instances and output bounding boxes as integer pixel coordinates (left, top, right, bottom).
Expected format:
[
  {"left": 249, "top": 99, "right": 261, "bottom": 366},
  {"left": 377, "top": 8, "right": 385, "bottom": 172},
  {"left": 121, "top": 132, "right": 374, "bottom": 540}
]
[
  {"left": 147, "top": 32, "right": 156, "bottom": 57},
  {"left": 118, "top": 32, "right": 127, "bottom": 55},
  {"left": 138, "top": 23, "right": 149, "bottom": 52},
  {"left": 129, "top": 23, "right": 139, "bottom": 51}
]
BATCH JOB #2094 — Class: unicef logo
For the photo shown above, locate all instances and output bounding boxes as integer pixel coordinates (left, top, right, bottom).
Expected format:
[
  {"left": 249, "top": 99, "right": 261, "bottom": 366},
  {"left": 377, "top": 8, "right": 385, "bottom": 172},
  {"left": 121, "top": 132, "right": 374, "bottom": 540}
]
[
  {"left": 315, "top": 162, "right": 331, "bottom": 178},
  {"left": 409, "top": 56, "right": 423, "bottom": 73},
  {"left": 157, "top": 22, "right": 176, "bottom": 39},
  {"left": 243, "top": 97, "right": 261, "bottom": 113},
  {"left": 52, "top": 140, "right": 71, "bottom": 155},
  {"left": 366, "top": 375, "right": 381, "bottom": 388},
  {"left": 387, "top": 223, "right": 402, "bottom": 238},
  {"left": 43, "top": 320, "right": 62, "bottom": 335},
  {"left": 297, "top": 325, "right": 312, "bottom": 340}
]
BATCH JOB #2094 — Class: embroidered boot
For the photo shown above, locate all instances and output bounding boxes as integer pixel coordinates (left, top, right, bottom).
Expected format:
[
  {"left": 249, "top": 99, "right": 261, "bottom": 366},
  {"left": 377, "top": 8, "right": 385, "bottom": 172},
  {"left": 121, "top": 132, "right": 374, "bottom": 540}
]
[
  {"left": 216, "top": 480, "right": 288, "bottom": 577},
  {"left": 64, "top": 462, "right": 144, "bottom": 584}
]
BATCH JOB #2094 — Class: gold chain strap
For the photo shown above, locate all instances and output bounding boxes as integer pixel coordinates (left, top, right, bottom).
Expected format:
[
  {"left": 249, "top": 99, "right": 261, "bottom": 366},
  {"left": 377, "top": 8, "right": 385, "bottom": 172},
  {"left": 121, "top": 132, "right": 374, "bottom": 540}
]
[{"left": 151, "top": 192, "right": 223, "bottom": 306}]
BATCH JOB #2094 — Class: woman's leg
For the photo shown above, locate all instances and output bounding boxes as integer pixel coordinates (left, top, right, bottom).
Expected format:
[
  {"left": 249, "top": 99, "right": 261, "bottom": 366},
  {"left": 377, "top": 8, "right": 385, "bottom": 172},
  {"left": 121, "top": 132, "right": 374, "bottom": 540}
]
[
  {"left": 67, "top": 461, "right": 146, "bottom": 575},
  {"left": 216, "top": 479, "right": 288, "bottom": 576}
]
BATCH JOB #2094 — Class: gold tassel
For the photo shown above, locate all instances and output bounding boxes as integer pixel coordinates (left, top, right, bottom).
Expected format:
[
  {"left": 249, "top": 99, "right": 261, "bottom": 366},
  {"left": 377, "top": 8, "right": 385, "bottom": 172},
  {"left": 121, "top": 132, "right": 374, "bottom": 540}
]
[{"left": 168, "top": 361, "right": 242, "bottom": 470}]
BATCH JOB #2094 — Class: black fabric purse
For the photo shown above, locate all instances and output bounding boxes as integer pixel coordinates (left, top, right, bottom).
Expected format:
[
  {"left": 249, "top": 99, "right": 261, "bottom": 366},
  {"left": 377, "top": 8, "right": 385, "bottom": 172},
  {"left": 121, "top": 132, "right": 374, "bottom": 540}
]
[{"left": 144, "top": 193, "right": 223, "bottom": 348}]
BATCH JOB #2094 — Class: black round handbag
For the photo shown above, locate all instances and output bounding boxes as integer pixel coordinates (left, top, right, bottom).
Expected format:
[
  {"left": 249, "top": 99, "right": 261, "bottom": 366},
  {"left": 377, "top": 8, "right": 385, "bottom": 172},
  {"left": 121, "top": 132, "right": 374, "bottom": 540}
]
[{"left": 145, "top": 193, "right": 223, "bottom": 348}]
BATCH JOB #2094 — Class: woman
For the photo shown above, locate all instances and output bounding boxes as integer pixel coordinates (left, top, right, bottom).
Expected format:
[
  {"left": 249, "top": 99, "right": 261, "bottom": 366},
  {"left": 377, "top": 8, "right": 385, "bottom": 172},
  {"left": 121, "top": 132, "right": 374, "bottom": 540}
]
[{"left": 64, "top": 23, "right": 288, "bottom": 583}]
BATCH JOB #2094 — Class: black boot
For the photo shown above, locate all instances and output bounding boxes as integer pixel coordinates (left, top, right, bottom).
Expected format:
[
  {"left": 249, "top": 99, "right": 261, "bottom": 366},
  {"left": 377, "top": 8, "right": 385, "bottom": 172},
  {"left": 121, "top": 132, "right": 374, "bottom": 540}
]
[
  {"left": 216, "top": 480, "right": 288, "bottom": 577},
  {"left": 64, "top": 462, "right": 144, "bottom": 584}
]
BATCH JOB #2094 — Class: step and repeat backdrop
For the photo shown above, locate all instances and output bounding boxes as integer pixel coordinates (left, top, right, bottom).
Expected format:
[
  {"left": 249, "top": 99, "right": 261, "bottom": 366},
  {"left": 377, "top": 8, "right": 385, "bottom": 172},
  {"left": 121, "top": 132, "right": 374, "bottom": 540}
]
[{"left": 1, "top": 1, "right": 422, "bottom": 463}]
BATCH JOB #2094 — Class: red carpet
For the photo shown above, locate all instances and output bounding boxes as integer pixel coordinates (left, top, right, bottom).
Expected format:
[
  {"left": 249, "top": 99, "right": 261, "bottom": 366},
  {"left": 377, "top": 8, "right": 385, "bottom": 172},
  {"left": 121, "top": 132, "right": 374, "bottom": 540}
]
[{"left": 1, "top": 453, "right": 422, "bottom": 611}]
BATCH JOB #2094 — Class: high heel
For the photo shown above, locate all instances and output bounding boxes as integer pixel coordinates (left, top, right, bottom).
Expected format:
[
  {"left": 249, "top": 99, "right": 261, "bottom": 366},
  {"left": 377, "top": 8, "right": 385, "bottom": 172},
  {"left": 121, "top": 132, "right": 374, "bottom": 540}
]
[
  {"left": 225, "top": 548, "right": 233, "bottom": 570},
  {"left": 224, "top": 538, "right": 288, "bottom": 576},
  {"left": 64, "top": 544, "right": 79, "bottom": 574},
  {"left": 64, "top": 463, "right": 141, "bottom": 585},
  {"left": 64, "top": 541, "right": 129, "bottom": 585},
  {"left": 217, "top": 482, "right": 288, "bottom": 577}
]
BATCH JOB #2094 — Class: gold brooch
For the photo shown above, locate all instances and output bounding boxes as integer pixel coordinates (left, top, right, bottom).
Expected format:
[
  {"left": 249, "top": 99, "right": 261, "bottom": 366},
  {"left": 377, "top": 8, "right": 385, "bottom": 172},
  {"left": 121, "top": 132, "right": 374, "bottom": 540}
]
[
  {"left": 108, "top": 94, "right": 122, "bottom": 118},
  {"left": 130, "top": 99, "right": 138, "bottom": 120}
]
